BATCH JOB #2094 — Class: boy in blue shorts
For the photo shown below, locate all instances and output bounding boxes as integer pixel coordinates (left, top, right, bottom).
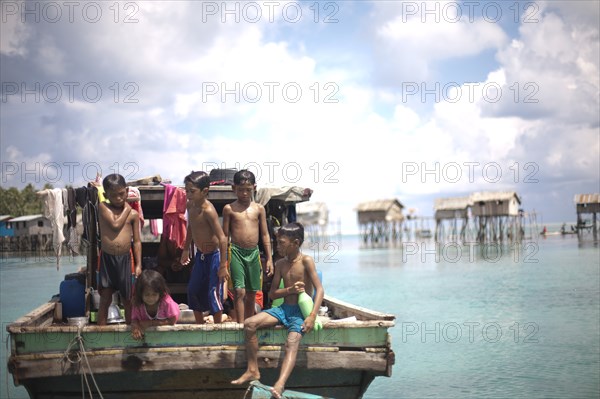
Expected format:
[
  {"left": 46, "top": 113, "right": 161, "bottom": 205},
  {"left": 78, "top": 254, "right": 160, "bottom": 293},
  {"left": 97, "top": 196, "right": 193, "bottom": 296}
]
[
  {"left": 223, "top": 170, "right": 273, "bottom": 322},
  {"left": 180, "top": 171, "right": 229, "bottom": 324},
  {"left": 231, "top": 222, "right": 324, "bottom": 399}
]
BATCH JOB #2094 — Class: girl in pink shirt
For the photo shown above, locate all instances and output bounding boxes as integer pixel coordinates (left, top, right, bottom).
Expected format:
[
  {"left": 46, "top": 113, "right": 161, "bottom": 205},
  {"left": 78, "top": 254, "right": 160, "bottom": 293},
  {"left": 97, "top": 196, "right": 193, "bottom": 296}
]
[{"left": 131, "top": 269, "right": 180, "bottom": 340}]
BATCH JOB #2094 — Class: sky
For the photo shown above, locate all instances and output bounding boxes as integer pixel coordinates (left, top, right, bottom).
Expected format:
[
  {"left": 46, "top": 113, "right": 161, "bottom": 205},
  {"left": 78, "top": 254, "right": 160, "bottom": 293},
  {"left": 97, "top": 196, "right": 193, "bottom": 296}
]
[{"left": 1, "top": 0, "right": 599, "bottom": 233}]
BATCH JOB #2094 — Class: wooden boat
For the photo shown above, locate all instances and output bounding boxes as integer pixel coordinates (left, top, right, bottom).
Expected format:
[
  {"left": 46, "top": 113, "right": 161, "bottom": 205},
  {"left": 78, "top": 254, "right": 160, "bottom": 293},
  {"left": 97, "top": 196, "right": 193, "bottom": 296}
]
[
  {"left": 540, "top": 231, "right": 561, "bottom": 236},
  {"left": 7, "top": 295, "right": 395, "bottom": 398},
  {"left": 7, "top": 180, "right": 395, "bottom": 399}
]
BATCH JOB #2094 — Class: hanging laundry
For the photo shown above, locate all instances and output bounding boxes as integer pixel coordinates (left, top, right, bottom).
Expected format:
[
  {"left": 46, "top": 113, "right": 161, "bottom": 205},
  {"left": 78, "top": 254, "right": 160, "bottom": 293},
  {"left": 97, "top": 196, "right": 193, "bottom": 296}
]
[
  {"left": 75, "top": 185, "right": 100, "bottom": 248},
  {"left": 150, "top": 219, "right": 162, "bottom": 237},
  {"left": 162, "top": 184, "right": 187, "bottom": 250},
  {"left": 39, "top": 188, "right": 66, "bottom": 269},
  {"left": 66, "top": 187, "right": 79, "bottom": 256},
  {"left": 127, "top": 186, "right": 145, "bottom": 232}
]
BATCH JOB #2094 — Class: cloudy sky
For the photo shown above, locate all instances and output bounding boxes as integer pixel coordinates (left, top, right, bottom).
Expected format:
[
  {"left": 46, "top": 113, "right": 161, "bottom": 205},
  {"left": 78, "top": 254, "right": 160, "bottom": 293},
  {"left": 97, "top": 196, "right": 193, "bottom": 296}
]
[{"left": 1, "top": 0, "right": 598, "bottom": 232}]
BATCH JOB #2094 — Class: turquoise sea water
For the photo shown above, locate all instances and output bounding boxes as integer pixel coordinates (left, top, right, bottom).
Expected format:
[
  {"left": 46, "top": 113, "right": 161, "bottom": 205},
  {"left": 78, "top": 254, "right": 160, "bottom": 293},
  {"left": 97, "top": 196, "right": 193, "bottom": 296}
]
[{"left": 1, "top": 233, "right": 599, "bottom": 399}]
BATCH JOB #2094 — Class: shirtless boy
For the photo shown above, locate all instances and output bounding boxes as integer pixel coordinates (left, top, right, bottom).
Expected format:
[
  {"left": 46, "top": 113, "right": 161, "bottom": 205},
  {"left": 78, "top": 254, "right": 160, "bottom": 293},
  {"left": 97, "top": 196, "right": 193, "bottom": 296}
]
[
  {"left": 223, "top": 170, "right": 273, "bottom": 322},
  {"left": 96, "top": 174, "right": 142, "bottom": 325},
  {"left": 181, "top": 171, "right": 229, "bottom": 324},
  {"left": 231, "top": 222, "right": 324, "bottom": 399}
]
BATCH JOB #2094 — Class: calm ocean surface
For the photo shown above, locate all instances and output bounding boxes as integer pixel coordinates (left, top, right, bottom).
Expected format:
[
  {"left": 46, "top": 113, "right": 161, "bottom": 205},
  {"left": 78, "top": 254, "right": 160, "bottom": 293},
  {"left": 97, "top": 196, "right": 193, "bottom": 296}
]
[{"left": 1, "top": 231, "right": 599, "bottom": 399}]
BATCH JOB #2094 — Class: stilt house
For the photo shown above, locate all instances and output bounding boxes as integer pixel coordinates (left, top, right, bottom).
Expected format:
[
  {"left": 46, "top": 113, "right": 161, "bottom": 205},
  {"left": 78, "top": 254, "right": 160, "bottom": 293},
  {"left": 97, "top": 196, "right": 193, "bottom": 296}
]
[
  {"left": 433, "top": 196, "right": 472, "bottom": 242},
  {"left": 296, "top": 202, "right": 329, "bottom": 240},
  {"left": 470, "top": 191, "right": 522, "bottom": 243},
  {"left": 356, "top": 199, "right": 404, "bottom": 244},
  {"left": 7, "top": 214, "right": 53, "bottom": 251},
  {"left": 574, "top": 193, "right": 599, "bottom": 239}
]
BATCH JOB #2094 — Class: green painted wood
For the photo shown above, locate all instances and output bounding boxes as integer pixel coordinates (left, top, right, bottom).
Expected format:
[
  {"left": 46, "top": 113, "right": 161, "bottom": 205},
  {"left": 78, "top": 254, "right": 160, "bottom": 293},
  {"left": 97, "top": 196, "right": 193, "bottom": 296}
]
[
  {"left": 11, "top": 325, "right": 389, "bottom": 355},
  {"left": 9, "top": 347, "right": 389, "bottom": 380},
  {"left": 7, "top": 295, "right": 394, "bottom": 399}
]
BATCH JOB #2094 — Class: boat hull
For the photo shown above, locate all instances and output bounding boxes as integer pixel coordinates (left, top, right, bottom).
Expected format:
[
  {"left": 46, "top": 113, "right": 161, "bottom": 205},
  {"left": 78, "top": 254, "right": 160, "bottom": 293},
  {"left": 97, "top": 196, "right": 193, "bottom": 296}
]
[
  {"left": 7, "top": 297, "right": 395, "bottom": 399},
  {"left": 17, "top": 368, "right": 374, "bottom": 399}
]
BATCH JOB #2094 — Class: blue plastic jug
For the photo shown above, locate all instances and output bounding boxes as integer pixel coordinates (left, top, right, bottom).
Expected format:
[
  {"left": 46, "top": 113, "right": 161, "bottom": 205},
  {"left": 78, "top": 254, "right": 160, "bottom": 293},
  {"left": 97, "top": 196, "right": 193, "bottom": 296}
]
[{"left": 60, "top": 274, "right": 85, "bottom": 318}]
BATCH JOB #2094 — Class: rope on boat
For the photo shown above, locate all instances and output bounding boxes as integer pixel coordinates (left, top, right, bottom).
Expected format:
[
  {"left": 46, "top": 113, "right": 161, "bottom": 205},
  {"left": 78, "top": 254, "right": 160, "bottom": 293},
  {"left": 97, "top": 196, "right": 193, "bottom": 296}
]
[
  {"left": 62, "top": 325, "right": 105, "bottom": 399},
  {"left": 243, "top": 383, "right": 254, "bottom": 399}
]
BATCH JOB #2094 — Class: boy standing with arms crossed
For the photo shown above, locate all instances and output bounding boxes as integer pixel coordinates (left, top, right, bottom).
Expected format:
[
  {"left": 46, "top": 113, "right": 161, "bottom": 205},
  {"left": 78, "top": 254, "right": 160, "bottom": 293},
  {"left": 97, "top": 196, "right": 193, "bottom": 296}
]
[
  {"left": 223, "top": 170, "right": 273, "bottom": 322},
  {"left": 181, "top": 171, "right": 229, "bottom": 324},
  {"left": 96, "top": 174, "right": 142, "bottom": 325},
  {"left": 231, "top": 222, "right": 324, "bottom": 399}
]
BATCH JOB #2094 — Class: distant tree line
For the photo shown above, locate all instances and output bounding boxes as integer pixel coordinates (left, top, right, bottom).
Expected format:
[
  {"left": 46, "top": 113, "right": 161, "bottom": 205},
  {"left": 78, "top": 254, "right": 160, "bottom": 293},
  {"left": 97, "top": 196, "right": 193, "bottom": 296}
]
[{"left": 0, "top": 183, "right": 53, "bottom": 217}]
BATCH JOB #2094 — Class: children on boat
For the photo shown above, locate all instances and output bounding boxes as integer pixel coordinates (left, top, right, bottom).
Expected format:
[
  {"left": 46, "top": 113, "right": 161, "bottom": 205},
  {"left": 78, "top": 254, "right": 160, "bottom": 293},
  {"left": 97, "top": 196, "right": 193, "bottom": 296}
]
[
  {"left": 130, "top": 269, "right": 180, "bottom": 340},
  {"left": 223, "top": 169, "right": 274, "bottom": 322},
  {"left": 95, "top": 174, "right": 142, "bottom": 325},
  {"left": 180, "top": 171, "right": 229, "bottom": 324},
  {"left": 231, "top": 222, "right": 324, "bottom": 399}
]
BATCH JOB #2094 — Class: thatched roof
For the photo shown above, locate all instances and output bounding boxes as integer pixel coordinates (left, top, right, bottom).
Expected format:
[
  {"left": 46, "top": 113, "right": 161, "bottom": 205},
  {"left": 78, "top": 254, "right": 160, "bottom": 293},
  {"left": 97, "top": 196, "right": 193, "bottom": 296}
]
[
  {"left": 255, "top": 187, "right": 313, "bottom": 206},
  {"left": 296, "top": 202, "right": 328, "bottom": 226},
  {"left": 433, "top": 196, "right": 472, "bottom": 211},
  {"left": 356, "top": 199, "right": 404, "bottom": 212},
  {"left": 574, "top": 193, "right": 600, "bottom": 205},
  {"left": 470, "top": 191, "right": 521, "bottom": 204},
  {"left": 356, "top": 199, "right": 404, "bottom": 223}
]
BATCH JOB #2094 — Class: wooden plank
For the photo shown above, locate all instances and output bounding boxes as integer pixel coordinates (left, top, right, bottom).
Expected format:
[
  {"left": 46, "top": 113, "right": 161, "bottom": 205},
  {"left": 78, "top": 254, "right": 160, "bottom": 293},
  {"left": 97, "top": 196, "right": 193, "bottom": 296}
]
[
  {"left": 9, "top": 347, "right": 389, "bottom": 380},
  {"left": 324, "top": 295, "right": 395, "bottom": 321},
  {"left": 13, "top": 345, "right": 341, "bottom": 362},
  {"left": 323, "top": 320, "right": 395, "bottom": 328},
  {"left": 10, "top": 322, "right": 391, "bottom": 355},
  {"left": 8, "top": 295, "right": 394, "bottom": 364},
  {"left": 7, "top": 302, "right": 55, "bottom": 329}
]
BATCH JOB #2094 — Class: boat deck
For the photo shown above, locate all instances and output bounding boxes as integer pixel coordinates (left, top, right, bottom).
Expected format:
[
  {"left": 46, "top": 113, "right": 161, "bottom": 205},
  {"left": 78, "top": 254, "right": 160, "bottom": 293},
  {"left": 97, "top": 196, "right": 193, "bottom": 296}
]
[{"left": 7, "top": 295, "right": 395, "bottom": 399}]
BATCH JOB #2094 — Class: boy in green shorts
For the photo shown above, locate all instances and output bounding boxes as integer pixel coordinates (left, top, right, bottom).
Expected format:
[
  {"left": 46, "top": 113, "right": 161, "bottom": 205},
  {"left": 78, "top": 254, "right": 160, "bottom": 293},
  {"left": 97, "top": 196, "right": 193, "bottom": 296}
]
[{"left": 223, "top": 170, "right": 273, "bottom": 322}]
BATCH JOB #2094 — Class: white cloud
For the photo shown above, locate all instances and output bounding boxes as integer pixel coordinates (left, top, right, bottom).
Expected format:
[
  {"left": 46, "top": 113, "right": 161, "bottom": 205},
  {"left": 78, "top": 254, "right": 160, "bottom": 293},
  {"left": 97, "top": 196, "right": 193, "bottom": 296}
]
[
  {"left": 1, "top": 146, "right": 53, "bottom": 186},
  {"left": 1, "top": 0, "right": 598, "bottom": 230},
  {"left": 0, "top": 10, "right": 30, "bottom": 57},
  {"left": 35, "top": 36, "right": 65, "bottom": 76},
  {"left": 372, "top": 0, "right": 508, "bottom": 81},
  {"left": 489, "top": 6, "right": 599, "bottom": 125},
  {"left": 541, "top": 0, "right": 600, "bottom": 27},
  {"left": 378, "top": 10, "right": 507, "bottom": 60}
]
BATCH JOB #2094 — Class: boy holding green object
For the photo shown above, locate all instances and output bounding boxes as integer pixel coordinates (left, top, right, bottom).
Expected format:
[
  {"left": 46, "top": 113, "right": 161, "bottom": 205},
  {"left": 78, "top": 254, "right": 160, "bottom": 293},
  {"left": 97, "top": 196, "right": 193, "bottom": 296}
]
[{"left": 231, "top": 222, "right": 324, "bottom": 399}]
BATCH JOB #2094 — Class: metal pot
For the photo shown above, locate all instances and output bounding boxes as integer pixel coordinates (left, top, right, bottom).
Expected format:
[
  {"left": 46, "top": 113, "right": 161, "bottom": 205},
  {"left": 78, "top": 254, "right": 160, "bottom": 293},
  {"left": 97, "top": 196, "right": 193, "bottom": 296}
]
[{"left": 107, "top": 304, "right": 122, "bottom": 322}]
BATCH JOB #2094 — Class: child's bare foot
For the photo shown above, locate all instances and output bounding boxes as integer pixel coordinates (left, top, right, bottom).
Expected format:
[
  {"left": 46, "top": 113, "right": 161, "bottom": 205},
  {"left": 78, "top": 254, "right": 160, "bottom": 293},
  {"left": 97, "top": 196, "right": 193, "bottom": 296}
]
[
  {"left": 231, "top": 370, "right": 260, "bottom": 385},
  {"left": 270, "top": 382, "right": 284, "bottom": 399}
]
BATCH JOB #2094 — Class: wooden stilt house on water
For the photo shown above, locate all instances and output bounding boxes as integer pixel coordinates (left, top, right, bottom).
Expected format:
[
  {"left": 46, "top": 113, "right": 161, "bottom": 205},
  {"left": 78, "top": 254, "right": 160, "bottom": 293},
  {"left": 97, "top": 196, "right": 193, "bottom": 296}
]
[
  {"left": 4, "top": 214, "right": 53, "bottom": 252},
  {"left": 296, "top": 201, "right": 329, "bottom": 241},
  {"left": 0, "top": 215, "right": 14, "bottom": 251},
  {"left": 470, "top": 191, "right": 522, "bottom": 243},
  {"left": 434, "top": 196, "right": 472, "bottom": 242},
  {"left": 356, "top": 199, "right": 404, "bottom": 244},
  {"left": 574, "top": 193, "right": 599, "bottom": 240},
  {"left": 7, "top": 180, "right": 395, "bottom": 399},
  {"left": 0, "top": 215, "right": 14, "bottom": 236}
]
